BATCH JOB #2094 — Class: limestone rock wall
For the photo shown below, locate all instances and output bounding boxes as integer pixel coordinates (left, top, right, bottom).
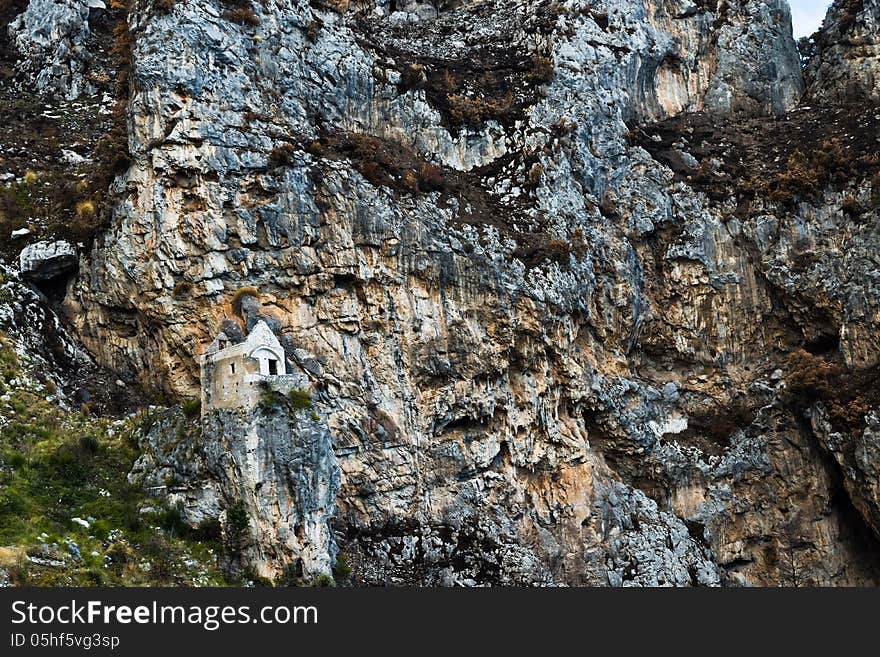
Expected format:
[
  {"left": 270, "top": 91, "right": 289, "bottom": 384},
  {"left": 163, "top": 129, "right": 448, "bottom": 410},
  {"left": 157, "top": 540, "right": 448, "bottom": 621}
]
[
  {"left": 1, "top": 0, "right": 874, "bottom": 584},
  {"left": 7, "top": 0, "right": 96, "bottom": 99},
  {"left": 641, "top": 0, "right": 803, "bottom": 117},
  {"left": 130, "top": 403, "right": 341, "bottom": 581},
  {"left": 806, "top": 0, "right": 880, "bottom": 103},
  {"left": 0, "top": 264, "right": 91, "bottom": 399}
]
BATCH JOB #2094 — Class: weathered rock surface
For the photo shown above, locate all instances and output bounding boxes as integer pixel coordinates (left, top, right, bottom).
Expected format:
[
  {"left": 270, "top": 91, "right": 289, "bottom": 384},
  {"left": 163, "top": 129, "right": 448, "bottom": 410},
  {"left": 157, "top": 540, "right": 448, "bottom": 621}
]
[
  {"left": 810, "top": 406, "right": 880, "bottom": 539},
  {"left": 717, "top": 0, "right": 804, "bottom": 114},
  {"left": 7, "top": 0, "right": 95, "bottom": 99},
  {"left": 0, "top": 0, "right": 876, "bottom": 585},
  {"left": 806, "top": 0, "right": 880, "bottom": 103},
  {"left": 19, "top": 240, "right": 77, "bottom": 281},
  {"left": 130, "top": 402, "right": 341, "bottom": 581},
  {"left": 0, "top": 264, "right": 91, "bottom": 398}
]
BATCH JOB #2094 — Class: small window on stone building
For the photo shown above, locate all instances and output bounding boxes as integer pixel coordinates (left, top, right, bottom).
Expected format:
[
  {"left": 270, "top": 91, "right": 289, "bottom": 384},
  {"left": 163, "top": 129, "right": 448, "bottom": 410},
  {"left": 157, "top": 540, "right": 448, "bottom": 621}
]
[
  {"left": 230, "top": 363, "right": 235, "bottom": 375},
  {"left": 268, "top": 359, "right": 278, "bottom": 375}
]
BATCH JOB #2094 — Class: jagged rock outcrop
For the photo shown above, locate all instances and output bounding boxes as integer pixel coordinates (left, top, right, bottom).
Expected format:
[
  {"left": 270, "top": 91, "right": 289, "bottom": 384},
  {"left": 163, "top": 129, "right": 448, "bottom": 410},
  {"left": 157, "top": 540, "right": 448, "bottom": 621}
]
[
  {"left": 806, "top": 0, "right": 880, "bottom": 103},
  {"left": 0, "top": 264, "right": 91, "bottom": 399},
  {"left": 641, "top": 0, "right": 803, "bottom": 117},
  {"left": 130, "top": 402, "right": 341, "bottom": 581},
  {"left": 19, "top": 240, "right": 78, "bottom": 281},
  {"left": 0, "top": 0, "right": 876, "bottom": 585},
  {"left": 7, "top": 0, "right": 97, "bottom": 99},
  {"left": 701, "top": 0, "right": 804, "bottom": 115},
  {"left": 810, "top": 406, "right": 880, "bottom": 538}
]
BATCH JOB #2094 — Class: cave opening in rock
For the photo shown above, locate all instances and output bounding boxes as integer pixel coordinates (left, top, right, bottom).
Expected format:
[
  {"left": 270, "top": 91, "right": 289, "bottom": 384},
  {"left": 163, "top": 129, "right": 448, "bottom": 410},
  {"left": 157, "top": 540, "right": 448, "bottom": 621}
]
[
  {"left": 32, "top": 272, "right": 73, "bottom": 310},
  {"left": 803, "top": 332, "right": 840, "bottom": 355}
]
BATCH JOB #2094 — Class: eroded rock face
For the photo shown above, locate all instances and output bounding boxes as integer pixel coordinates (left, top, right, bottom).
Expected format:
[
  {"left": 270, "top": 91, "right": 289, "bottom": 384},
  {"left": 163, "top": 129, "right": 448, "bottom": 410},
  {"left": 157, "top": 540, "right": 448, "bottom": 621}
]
[
  {"left": 810, "top": 406, "right": 880, "bottom": 538},
  {"left": 19, "top": 240, "right": 77, "bottom": 281},
  {"left": 7, "top": 0, "right": 95, "bottom": 99},
  {"left": 0, "top": 264, "right": 90, "bottom": 397},
  {"left": 641, "top": 0, "right": 803, "bottom": 117},
  {"left": 130, "top": 403, "right": 341, "bottom": 581},
  {"left": 45, "top": 0, "right": 880, "bottom": 585},
  {"left": 700, "top": 0, "right": 804, "bottom": 115},
  {"left": 806, "top": 0, "right": 880, "bottom": 103}
]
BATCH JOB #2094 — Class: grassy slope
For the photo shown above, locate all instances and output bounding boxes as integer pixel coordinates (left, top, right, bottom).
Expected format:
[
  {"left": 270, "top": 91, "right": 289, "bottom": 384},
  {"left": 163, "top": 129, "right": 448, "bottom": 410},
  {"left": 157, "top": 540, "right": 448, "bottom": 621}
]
[{"left": 0, "top": 331, "right": 229, "bottom": 586}]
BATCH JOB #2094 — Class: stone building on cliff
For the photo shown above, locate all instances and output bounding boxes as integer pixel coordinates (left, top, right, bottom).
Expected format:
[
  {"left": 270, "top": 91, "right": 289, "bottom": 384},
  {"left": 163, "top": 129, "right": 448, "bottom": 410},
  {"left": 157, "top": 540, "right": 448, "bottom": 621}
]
[{"left": 198, "top": 320, "right": 304, "bottom": 412}]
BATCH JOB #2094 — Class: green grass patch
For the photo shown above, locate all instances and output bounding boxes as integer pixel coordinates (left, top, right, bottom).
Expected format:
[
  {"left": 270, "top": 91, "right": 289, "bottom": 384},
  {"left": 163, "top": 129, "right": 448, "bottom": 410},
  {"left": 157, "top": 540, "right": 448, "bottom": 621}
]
[
  {"left": 181, "top": 398, "right": 201, "bottom": 419},
  {"left": 0, "top": 331, "right": 229, "bottom": 586},
  {"left": 258, "top": 382, "right": 312, "bottom": 414},
  {"left": 288, "top": 388, "right": 311, "bottom": 410}
]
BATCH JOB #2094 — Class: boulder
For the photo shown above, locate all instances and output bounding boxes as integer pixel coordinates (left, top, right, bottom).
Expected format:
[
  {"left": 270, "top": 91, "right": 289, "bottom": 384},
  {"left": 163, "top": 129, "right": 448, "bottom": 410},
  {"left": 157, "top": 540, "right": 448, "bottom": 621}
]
[{"left": 19, "top": 240, "right": 78, "bottom": 281}]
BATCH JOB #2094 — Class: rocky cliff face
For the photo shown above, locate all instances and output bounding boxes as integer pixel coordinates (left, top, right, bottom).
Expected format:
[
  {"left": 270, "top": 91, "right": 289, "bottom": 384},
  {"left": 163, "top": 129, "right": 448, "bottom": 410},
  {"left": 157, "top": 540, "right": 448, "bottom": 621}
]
[
  {"left": 8, "top": 0, "right": 96, "bottom": 99},
  {"left": 806, "top": 0, "right": 880, "bottom": 103},
  {"left": 2, "top": 0, "right": 880, "bottom": 585},
  {"left": 129, "top": 403, "right": 341, "bottom": 581}
]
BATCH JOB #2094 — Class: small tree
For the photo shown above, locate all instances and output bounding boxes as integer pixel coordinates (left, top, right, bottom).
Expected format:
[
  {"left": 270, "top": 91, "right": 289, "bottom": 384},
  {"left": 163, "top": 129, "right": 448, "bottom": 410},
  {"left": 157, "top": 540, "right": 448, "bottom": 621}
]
[
  {"left": 225, "top": 500, "right": 250, "bottom": 558},
  {"left": 797, "top": 36, "right": 816, "bottom": 66},
  {"left": 777, "top": 517, "right": 813, "bottom": 587},
  {"left": 332, "top": 553, "right": 353, "bottom": 585}
]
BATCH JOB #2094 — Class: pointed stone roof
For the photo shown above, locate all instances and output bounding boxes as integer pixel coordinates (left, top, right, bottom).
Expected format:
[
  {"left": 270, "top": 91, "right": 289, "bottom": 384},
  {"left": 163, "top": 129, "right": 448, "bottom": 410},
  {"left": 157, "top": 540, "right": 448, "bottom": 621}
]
[
  {"left": 200, "top": 319, "right": 283, "bottom": 363},
  {"left": 203, "top": 331, "right": 231, "bottom": 356},
  {"left": 244, "top": 320, "right": 282, "bottom": 352}
]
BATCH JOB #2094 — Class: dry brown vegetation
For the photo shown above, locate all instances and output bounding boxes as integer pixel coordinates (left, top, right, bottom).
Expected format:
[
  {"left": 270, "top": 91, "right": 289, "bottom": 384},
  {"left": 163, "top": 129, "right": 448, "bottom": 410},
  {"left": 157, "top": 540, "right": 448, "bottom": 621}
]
[
  {"left": 835, "top": 0, "right": 866, "bottom": 34},
  {"left": 763, "top": 139, "right": 850, "bottom": 205},
  {"left": 310, "top": 0, "right": 348, "bottom": 15},
  {"left": 638, "top": 104, "right": 880, "bottom": 208},
  {"left": 383, "top": 45, "right": 555, "bottom": 134},
  {"left": 526, "top": 55, "right": 555, "bottom": 84},
  {"left": 398, "top": 63, "right": 425, "bottom": 92},
  {"left": 447, "top": 92, "right": 514, "bottom": 128},
  {"left": 268, "top": 143, "right": 295, "bottom": 168},
  {"left": 172, "top": 280, "right": 194, "bottom": 299},
  {"left": 231, "top": 286, "right": 260, "bottom": 316},
  {"left": 317, "top": 132, "right": 446, "bottom": 195},
  {"left": 841, "top": 195, "right": 863, "bottom": 216},
  {"left": 513, "top": 227, "right": 588, "bottom": 268},
  {"left": 222, "top": 0, "right": 260, "bottom": 27},
  {"left": 418, "top": 162, "right": 444, "bottom": 192},
  {"left": 675, "top": 397, "right": 757, "bottom": 455},
  {"left": 423, "top": 55, "right": 549, "bottom": 132},
  {"left": 785, "top": 349, "right": 878, "bottom": 434}
]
